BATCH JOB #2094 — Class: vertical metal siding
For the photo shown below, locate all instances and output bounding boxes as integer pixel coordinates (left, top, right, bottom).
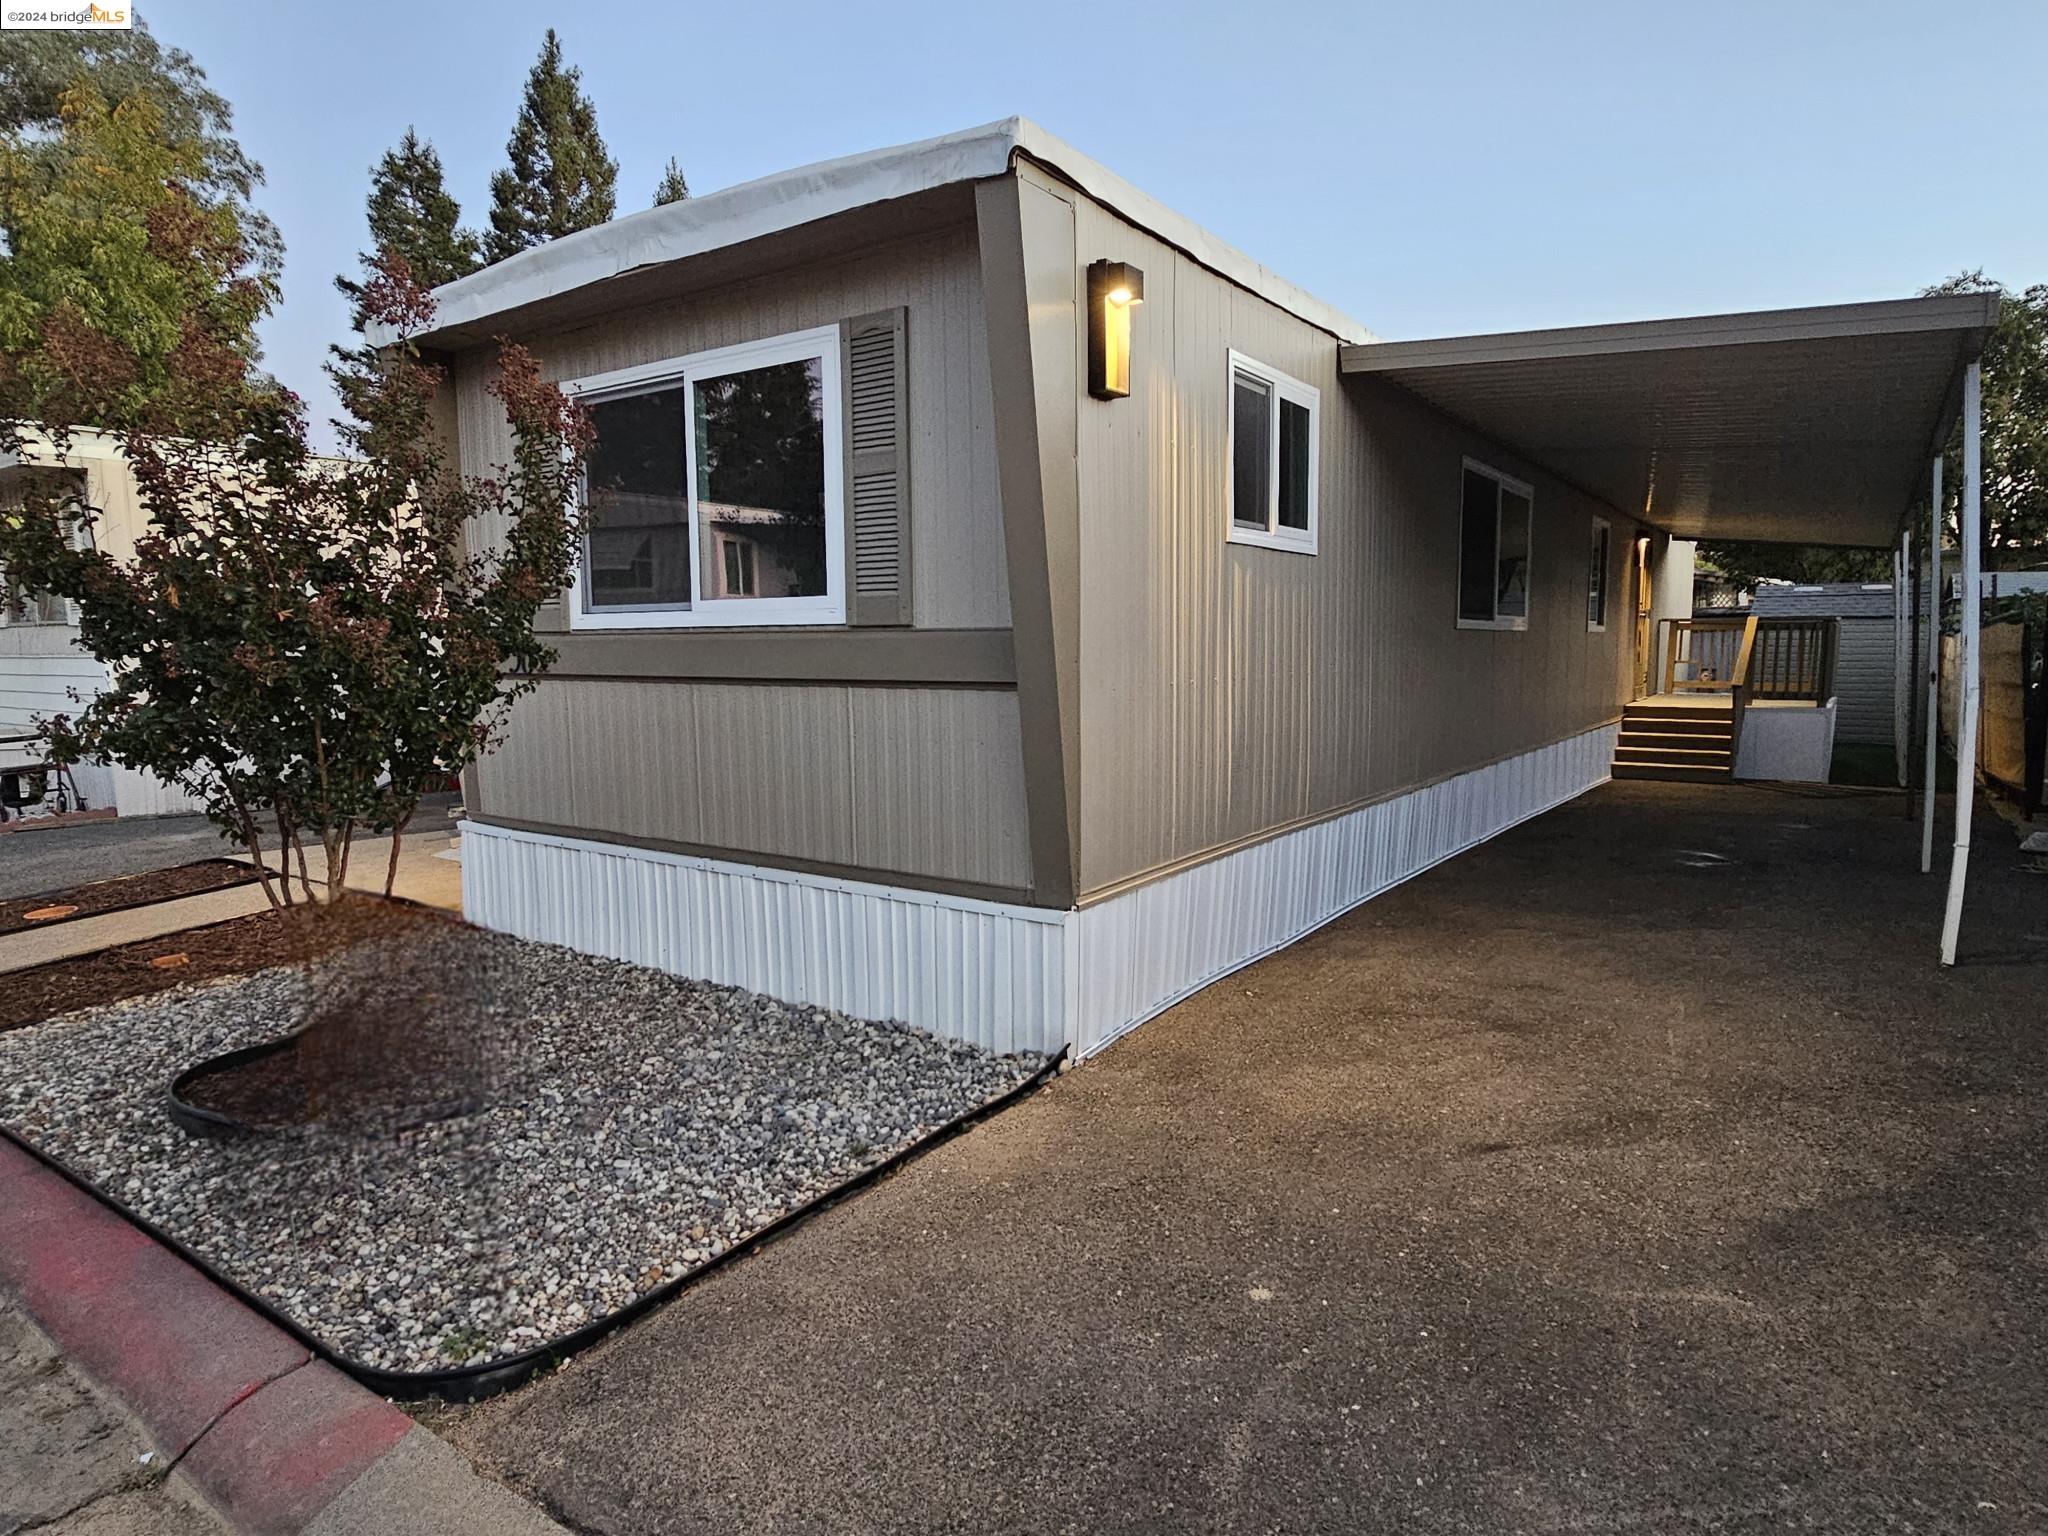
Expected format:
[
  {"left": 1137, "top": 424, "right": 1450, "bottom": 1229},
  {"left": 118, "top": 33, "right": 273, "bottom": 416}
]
[
  {"left": 462, "top": 819, "right": 1066, "bottom": 1056},
  {"left": 466, "top": 725, "right": 1611, "bottom": 1062},
  {"left": 451, "top": 223, "right": 1007, "bottom": 631},
  {"left": 475, "top": 678, "right": 1032, "bottom": 891},
  {"left": 1831, "top": 618, "right": 1898, "bottom": 746},
  {"left": 1070, "top": 196, "right": 1634, "bottom": 897},
  {"left": 1070, "top": 723, "right": 1617, "bottom": 1057}
]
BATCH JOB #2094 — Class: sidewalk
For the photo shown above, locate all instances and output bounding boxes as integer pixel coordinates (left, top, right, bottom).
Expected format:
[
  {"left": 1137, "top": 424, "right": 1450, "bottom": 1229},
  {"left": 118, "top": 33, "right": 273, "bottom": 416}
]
[
  {"left": 0, "top": 828, "right": 463, "bottom": 976},
  {"left": 0, "top": 1137, "right": 566, "bottom": 1536}
]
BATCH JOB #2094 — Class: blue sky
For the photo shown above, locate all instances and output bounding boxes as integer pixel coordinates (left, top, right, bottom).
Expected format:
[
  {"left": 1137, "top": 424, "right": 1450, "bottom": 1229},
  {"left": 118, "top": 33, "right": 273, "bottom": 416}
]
[{"left": 152, "top": 0, "right": 2047, "bottom": 445}]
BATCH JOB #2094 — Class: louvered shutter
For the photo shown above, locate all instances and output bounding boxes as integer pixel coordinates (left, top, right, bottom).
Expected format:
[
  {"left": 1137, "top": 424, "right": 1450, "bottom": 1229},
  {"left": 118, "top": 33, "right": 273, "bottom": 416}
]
[{"left": 841, "top": 308, "right": 910, "bottom": 626}]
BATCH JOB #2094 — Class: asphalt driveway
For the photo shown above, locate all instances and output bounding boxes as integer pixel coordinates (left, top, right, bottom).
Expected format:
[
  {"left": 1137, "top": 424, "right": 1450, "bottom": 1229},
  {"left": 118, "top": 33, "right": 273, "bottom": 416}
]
[{"left": 436, "top": 781, "right": 2048, "bottom": 1533}]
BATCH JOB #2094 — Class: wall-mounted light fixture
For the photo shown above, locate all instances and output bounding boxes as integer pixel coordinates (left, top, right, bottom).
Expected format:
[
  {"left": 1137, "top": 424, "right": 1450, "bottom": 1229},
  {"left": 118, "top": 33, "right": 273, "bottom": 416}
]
[{"left": 1087, "top": 259, "right": 1144, "bottom": 400}]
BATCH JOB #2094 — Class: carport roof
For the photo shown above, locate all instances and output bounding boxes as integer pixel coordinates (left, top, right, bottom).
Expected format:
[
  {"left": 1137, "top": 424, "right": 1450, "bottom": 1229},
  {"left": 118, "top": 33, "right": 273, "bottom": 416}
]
[{"left": 1339, "top": 294, "right": 1999, "bottom": 548}]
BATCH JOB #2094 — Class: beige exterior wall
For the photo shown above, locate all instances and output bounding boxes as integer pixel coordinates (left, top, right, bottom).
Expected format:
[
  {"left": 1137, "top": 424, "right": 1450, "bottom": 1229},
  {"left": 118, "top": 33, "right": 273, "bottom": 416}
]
[
  {"left": 1062, "top": 189, "right": 1637, "bottom": 897},
  {"left": 449, "top": 211, "right": 1036, "bottom": 897},
  {"left": 474, "top": 678, "right": 1031, "bottom": 895},
  {"left": 448, "top": 219, "right": 1008, "bottom": 631}
]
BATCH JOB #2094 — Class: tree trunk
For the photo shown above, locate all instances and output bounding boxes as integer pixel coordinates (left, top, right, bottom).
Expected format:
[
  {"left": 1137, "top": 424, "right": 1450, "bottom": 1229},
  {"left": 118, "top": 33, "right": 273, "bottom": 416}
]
[{"left": 383, "top": 806, "right": 414, "bottom": 899}]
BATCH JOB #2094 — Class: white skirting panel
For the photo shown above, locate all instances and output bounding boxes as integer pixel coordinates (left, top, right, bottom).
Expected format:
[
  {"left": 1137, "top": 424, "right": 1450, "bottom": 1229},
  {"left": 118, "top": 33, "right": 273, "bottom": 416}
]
[
  {"left": 460, "top": 724, "right": 1616, "bottom": 1062},
  {"left": 1066, "top": 722, "right": 1618, "bottom": 1057},
  {"left": 460, "top": 821, "right": 1070, "bottom": 1056}
]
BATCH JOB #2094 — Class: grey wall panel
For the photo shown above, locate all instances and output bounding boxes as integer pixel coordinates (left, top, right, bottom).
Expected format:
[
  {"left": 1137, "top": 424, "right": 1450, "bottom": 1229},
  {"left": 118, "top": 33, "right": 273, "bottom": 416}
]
[
  {"left": 565, "top": 679, "right": 705, "bottom": 846},
  {"left": 1068, "top": 195, "right": 1636, "bottom": 896},
  {"left": 1831, "top": 618, "right": 1897, "bottom": 746},
  {"left": 849, "top": 687, "right": 1031, "bottom": 890},
  {"left": 449, "top": 222, "right": 1008, "bottom": 631},
  {"left": 473, "top": 677, "right": 1032, "bottom": 892},
  {"left": 480, "top": 682, "right": 574, "bottom": 824},
  {"left": 688, "top": 682, "right": 857, "bottom": 867}
]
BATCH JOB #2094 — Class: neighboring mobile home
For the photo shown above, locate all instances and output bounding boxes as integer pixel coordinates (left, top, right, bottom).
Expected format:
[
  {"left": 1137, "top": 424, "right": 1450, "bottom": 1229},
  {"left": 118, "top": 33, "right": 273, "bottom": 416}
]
[
  {"left": 376, "top": 119, "right": 1997, "bottom": 1055},
  {"left": 0, "top": 429, "right": 203, "bottom": 819}
]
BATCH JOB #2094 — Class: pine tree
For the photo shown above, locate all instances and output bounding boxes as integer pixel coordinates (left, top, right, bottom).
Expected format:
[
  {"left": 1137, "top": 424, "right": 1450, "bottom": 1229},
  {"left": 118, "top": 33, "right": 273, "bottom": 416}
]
[
  {"left": 484, "top": 30, "right": 617, "bottom": 263},
  {"left": 335, "top": 129, "right": 481, "bottom": 329},
  {"left": 652, "top": 156, "right": 690, "bottom": 207}
]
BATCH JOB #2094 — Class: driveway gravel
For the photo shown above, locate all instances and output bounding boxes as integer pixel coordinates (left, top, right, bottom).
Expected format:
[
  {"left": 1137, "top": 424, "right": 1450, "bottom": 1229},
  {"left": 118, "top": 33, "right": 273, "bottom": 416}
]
[{"left": 0, "top": 924, "right": 1044, "bottom": 1376}]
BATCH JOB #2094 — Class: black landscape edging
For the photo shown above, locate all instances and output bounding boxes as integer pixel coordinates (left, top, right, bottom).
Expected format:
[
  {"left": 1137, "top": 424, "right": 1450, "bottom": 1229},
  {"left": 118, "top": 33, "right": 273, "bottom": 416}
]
[
  {"left": 0, "top": 859, "right": 263, "bottom": 937},
  {"left": 2, "top": 1047, "right": 1065, "bottom": 1403},
  {"left": 164, "top": 1033, "right": 301, "bottom": 1140}
]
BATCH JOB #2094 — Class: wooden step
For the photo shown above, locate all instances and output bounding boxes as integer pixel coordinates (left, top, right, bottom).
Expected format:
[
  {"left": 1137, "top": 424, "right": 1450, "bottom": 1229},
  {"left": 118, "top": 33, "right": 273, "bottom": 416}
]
[
  {"left": 1614, "top": 743, "right": 1731, "bottom": 764},
  {"left": 1622, "top": 707, "right": 1734, "bottom": 727},
  {"left": 1619, "top": 731, "right": 1732, "bottom": 754},
  {"left": 1611, "top": 760, "right": 1734, "bottom": 783}
]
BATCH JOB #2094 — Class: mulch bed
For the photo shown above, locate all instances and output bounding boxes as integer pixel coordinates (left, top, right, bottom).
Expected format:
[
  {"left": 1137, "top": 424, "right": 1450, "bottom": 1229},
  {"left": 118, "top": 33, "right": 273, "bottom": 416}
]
[
  {"left": 0, "top": 860, "right": 262, "bottom": 937},
  {"left": 0, "top": 900, "right": 444, "bottom": 1032}
]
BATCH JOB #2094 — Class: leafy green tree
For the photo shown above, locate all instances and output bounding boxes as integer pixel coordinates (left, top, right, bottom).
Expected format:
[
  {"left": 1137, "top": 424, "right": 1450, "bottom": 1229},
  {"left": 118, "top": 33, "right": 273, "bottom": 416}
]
[
  {"left": 0, "top": 84, "right": 275, "bottom": 437},
  {"left": 0, "top": 18, "right": 279, "bottom": 278},
  {"left": 1926, "top": 272, "right": 2047, "bottom": 566},
  {"left": 1692, "top": 543, "right": 1890, "bottom": 593},
  {"left": 335, "top": 129, "right": 481, "bottom": 329},
  {"left": 652, "top": 155, "right": 689, "bottom": 207},
  {"left": 484, "top": 30, "right": 616, "bottom": 263},
  {"left": 0, "top": 257, "right": 590, "bottom": 907}
]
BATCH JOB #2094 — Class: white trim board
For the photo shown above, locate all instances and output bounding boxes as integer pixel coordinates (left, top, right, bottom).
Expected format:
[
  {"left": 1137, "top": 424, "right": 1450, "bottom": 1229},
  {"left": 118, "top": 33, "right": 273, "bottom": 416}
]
[{"left": 460, "top": 724, "right": 1618, "bottom": 1060}]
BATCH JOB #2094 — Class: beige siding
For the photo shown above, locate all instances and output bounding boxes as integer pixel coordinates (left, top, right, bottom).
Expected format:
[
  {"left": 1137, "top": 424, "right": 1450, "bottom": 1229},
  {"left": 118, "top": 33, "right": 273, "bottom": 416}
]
[
  {"left": 476, "top": 678, "right": 1031, "bottom": 893},
  {"left": 449, "top": 221, "right": 1007, "bottom": 631},
  {"left": 1069, "top": 195, "right": 1634, "bottom": 895}
]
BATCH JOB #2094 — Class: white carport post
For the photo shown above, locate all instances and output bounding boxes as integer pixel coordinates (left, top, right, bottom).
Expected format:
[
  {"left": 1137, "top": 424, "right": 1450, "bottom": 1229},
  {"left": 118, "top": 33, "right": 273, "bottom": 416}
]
[
  {"left": 1939, "top": 361, "right": 1982, "bottom": 965},
  {"left": 1921, "top": 457, "right": 1943, "bottom": 873},
  {"left": 1894, "top": 527, "right": 1911, "bottom": 787}
]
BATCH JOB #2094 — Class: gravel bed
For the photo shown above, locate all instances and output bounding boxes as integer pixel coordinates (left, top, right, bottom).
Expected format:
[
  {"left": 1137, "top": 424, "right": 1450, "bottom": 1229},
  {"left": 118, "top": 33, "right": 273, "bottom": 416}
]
[{"left": 0, "top": 925, "right": 1046, "bottom": 1375}]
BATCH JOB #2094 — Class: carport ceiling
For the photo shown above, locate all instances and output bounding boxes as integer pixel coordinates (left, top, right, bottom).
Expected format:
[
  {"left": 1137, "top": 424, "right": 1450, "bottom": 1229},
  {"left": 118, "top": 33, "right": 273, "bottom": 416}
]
[{"left": 1339, "top": 294, "right": 1999, "bottom": 548}]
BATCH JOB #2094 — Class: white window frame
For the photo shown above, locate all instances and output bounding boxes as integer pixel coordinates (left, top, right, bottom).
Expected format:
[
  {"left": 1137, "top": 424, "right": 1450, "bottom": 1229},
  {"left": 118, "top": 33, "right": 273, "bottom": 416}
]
[
  {"left": 1225, "top": 350, "right": 1320, "bottom": 555},
  {"left": 562, "top": 324, "right": 846, "bottom": 631},
  {"left": 1587, "top": 515, "right": 1611, "bottom": 633},
  {"left": 0, "top": 491, "right": 91, "bottom": 628},
  {"left": 1456, "top": 458, "right": 1534, "bottom": 632}
]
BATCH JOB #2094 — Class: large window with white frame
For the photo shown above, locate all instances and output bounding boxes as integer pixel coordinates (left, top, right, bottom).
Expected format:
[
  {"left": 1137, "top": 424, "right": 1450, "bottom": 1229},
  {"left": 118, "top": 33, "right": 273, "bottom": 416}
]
[
  {"left": 1457, "top": 459, "right": 1532, "bottom": 630},
  {"left": 1586, "top": 515, "right": 1611, "bottom": 632},
  {"left": 566, "top": 325, "right": 845, "bottom": 629},
  {"left": 1226, "top": 351, "right": 1319, "bottom": 554}
]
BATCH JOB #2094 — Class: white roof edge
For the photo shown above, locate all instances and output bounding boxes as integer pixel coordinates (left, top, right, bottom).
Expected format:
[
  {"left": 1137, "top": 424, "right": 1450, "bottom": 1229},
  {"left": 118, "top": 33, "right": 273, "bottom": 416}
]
[
  {"left": 372, "top": 117, "right": 1376, "bottom": 350},
  {"left": 1338, "top": 291, "right": 2002, "bottom": 372}
]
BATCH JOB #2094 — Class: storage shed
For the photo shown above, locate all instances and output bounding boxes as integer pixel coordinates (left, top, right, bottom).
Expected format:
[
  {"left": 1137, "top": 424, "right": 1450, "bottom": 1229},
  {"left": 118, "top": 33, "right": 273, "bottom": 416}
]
[{"left": 1748, "top": 583, "right": 1901, "bottom": 746}]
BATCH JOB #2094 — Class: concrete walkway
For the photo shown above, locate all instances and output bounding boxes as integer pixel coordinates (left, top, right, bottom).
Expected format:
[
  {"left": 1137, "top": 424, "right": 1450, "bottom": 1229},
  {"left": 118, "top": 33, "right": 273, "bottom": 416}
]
[
  {"left": 0, "top": 827, "right": 463, "bottom": 976},
  {"left": 436, "top": 781, "right": 2048, "bottom": 1533},
  {"left": 1, "top": 1298, "right": 224, "bottom": 1534}
]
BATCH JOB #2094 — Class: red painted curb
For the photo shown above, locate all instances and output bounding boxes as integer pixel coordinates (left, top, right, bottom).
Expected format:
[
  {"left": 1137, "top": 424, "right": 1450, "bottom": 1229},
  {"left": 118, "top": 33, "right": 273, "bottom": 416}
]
[{"left": 0, "top": 1136, "right": 412, "bottom": 1530}]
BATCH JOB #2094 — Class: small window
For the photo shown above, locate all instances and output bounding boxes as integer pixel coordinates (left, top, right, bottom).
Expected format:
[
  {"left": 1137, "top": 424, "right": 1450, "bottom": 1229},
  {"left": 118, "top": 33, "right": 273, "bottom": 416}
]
[
  {"left": 720, "top": 536, "right": 757, "bottom": 597},
  {"left": 0, "top": 481, "right": 90, "bottom": 627},
  {"left": 568, "top": 325, "right": 844, "bottom": 630},
  {"left": 1226, "top": 351, "right": 1319, "bottom": 554},
  {"left": 1457, "top": 460, "right": 1533, "bottom": 630},
  {"left": 1587, "top": 517, "right": 1611, "bottom": 631}
]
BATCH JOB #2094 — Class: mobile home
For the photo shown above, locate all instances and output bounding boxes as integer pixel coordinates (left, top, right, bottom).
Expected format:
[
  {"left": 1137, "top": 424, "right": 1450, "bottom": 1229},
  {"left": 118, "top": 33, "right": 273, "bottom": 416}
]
[{"left": 377, "top": 119, "right": 1997, "bottom": 1052}]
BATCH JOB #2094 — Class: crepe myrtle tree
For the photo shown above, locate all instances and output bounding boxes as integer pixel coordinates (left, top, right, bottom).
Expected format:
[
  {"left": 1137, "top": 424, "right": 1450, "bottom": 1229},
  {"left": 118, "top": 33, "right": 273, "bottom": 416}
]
[{"left": 0, "top": 255, "right": 591, "bottom": 911}]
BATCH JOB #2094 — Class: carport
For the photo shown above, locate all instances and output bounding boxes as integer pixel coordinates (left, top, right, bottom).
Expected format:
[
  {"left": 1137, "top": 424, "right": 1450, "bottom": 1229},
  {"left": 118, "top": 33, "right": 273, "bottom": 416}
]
[{"left": 1340, "top": 291, "right": 2003, "bottom": 963}]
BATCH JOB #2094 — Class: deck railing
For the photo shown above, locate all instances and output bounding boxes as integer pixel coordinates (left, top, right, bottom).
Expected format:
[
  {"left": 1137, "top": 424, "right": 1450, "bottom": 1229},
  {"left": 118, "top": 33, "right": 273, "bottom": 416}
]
[{"left": 1661, "top": 616, "right": 1838, "bottom": 702}]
